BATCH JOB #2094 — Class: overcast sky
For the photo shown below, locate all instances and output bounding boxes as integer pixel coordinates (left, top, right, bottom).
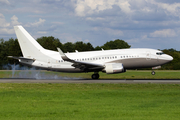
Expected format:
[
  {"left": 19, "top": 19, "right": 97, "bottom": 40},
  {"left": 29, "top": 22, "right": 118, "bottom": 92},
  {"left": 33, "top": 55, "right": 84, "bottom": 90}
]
[{"left": 1, "top": 0, "right": 180, "bottom": 50}]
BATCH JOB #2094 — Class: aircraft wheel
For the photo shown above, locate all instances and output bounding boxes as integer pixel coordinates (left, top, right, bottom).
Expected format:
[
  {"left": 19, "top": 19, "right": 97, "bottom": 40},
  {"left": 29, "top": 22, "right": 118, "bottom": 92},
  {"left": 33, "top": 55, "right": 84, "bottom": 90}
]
[
  {"left": 91, "top": 74, "right": 99, "bottom": 79},
  {"left": 151, "top": 71, "right": 155, "bottom": 75},
  {"left": 96, "top": 74, "right": 99, "bottom": 79}
]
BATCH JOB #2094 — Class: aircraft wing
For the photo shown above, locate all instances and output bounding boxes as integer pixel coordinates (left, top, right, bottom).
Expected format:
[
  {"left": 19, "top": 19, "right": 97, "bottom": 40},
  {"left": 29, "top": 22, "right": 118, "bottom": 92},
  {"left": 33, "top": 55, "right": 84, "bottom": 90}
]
[{"left": 57, "top": 48, "right": 104, "bottom": 71}]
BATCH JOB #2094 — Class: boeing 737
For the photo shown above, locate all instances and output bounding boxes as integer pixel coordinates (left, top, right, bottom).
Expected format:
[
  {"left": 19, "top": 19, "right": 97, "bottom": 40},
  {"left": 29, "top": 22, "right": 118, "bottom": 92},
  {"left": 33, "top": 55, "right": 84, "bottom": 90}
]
[{"left": 8, "top": 26, "right": 173, "bottom": 79}]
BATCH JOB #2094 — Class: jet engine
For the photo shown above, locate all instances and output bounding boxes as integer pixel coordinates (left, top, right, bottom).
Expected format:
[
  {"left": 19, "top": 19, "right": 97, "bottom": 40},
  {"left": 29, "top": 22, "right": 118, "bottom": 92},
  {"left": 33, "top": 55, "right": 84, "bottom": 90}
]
[{"left": 102, "top": 63, "right": 126, "bottom": 74}]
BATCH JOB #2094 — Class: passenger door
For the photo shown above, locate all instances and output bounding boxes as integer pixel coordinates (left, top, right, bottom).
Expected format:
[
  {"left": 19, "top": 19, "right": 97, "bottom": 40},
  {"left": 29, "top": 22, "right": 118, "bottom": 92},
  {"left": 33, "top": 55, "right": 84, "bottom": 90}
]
[{"left": 146, "top": 51, "right": 151, "bottom": 60}]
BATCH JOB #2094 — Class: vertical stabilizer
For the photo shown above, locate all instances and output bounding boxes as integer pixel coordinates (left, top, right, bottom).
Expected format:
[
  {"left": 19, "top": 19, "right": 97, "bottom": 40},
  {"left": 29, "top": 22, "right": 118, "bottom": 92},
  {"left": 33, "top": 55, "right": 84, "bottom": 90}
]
[{"left": 14, "top": 26, "right": 45, "bottom": 59}]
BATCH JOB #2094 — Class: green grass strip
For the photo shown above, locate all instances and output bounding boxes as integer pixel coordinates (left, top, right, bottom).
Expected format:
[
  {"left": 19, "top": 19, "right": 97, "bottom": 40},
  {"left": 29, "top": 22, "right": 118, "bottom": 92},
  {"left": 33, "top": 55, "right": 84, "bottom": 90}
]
[{"left": 0, "top": 83, "right": 180, "bottom": 120}]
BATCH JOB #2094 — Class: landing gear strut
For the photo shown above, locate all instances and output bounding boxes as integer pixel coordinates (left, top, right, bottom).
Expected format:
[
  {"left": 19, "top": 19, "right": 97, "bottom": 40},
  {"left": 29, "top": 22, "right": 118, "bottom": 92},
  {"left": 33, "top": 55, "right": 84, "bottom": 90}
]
[
  {"left": 151, "top": 71, "right": 155, "bottom": 75},
  {"left": 91, "top": 72, "right": 99, "bottom": 79}
]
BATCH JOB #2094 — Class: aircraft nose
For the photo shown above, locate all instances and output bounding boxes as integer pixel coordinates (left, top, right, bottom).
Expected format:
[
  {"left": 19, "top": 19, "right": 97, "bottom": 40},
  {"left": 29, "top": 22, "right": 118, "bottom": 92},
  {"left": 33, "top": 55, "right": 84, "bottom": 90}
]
[
  {"left": 167, "top": 55, "right": 173, "bottom": 61},
  {"left": 158, "top": 54, "right": 173, "bottom": 64}
]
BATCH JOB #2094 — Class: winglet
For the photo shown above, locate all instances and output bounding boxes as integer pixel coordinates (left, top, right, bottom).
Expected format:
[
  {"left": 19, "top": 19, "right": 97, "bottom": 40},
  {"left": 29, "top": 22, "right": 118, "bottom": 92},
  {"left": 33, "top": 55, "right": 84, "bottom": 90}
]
[
  {"left": 57, "top": 48, "right": 74, "bottom": 62},
  {"left": 57, "top": 48, "right": 64, "bottom": 56}
]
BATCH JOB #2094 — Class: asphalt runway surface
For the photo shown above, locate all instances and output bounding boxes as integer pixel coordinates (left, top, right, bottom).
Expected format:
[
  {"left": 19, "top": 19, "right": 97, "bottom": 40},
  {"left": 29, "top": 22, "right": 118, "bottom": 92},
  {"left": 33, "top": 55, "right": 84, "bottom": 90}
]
[{"left": 0, "top": 78, "right": 180, "bottom": 84}]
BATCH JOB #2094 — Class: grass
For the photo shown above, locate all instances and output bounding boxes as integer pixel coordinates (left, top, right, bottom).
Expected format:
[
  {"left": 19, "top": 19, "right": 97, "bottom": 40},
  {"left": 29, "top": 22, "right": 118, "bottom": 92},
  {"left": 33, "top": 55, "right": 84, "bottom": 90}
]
[
  {"left": 0, "top": 70, "right": 180, "bottom": 79},
  {"left": 0, "top": 83, "right": 180, "bottom": 120}
]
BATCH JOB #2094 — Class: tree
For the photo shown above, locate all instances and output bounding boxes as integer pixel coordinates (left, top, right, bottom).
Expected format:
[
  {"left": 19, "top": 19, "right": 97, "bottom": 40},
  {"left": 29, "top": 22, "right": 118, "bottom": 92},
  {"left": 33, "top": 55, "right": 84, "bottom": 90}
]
[
  {"left": 94, "top": 46, "right": 102, "bottom": 50},
  {"left": 36, "top": 36, "right": 63, "bottom": 51},
  {"left": 74, "top": 41, "right": 94, "bottom": 52},
  {"left": 63, "top": 42, "right": 75, "bottom": 53},
  {"left": 86, "top": 42, "right": 94, "bottom": 51},
  {"left": 100, "top": 39, "right": 131, "bottom": 50},
  {"left": 0, "top": 38, "right": 22, "bottom": 69}
]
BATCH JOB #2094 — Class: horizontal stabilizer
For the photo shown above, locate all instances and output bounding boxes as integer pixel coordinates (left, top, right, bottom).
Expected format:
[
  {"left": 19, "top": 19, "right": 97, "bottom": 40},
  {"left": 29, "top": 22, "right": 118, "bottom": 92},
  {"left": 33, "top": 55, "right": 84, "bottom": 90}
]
[{"left": 8, "top": 56, "right": 35, "bottom": 61}]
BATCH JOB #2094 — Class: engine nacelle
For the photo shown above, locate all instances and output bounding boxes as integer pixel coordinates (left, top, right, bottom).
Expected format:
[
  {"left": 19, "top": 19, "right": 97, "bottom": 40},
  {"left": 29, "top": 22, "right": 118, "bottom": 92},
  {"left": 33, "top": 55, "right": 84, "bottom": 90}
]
[{"left": 102, "top": 63, "right": 126, "bottom": 74}]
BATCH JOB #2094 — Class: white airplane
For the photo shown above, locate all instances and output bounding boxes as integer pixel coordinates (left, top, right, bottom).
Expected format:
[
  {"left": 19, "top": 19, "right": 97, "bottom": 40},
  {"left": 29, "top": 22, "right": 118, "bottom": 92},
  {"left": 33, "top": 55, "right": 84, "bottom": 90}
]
[{"left": 8, "top": 26, "right": 173, "bottom": 79}]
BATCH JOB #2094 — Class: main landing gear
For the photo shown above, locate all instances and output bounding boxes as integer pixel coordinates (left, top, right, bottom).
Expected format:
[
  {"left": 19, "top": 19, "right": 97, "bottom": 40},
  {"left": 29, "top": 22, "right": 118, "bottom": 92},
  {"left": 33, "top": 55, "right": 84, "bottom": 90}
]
[
  {"left": 91, "top": 72, "right": 99, "bottom": 79},
  {"left": 151, "top": 71, "right": 155, "bottom": 75}
]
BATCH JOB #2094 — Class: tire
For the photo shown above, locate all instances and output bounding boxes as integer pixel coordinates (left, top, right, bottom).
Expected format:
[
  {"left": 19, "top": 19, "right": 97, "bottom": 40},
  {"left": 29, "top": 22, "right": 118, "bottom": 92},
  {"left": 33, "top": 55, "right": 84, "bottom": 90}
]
[
  {"left": 151, "top": 71, "right": 155, "bottom": 75},
  {"left": 91, "top": 74, "right": 99, "bottom": 79}
]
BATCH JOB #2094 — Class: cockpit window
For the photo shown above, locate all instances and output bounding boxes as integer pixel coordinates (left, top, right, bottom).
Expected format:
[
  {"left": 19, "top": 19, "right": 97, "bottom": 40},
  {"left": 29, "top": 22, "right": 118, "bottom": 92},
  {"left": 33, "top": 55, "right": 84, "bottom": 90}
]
[{"left": 156, "top": 52, "right": 165, "bottom": 55}]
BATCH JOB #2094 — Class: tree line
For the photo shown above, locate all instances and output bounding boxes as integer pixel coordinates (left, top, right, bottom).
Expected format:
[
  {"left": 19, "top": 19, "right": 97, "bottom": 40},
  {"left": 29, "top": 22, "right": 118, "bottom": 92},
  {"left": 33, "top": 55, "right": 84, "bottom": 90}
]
[{"left": 0, "top": 36, "right": 180, "bottom": 70}]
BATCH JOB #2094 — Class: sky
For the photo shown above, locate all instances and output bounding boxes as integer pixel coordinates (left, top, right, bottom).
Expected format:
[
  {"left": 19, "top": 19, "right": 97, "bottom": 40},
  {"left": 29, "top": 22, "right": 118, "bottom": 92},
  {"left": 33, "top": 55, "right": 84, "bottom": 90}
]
[{"left": 1, "top": 0, "right": 180, "bottom": 50}]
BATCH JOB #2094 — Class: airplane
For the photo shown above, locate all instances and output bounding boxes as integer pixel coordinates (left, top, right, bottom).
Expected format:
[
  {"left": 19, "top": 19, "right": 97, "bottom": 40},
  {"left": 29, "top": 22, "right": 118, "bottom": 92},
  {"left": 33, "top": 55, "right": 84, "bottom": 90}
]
[{"left": 8, "top": 26, "right": 173, "bottom": 79}]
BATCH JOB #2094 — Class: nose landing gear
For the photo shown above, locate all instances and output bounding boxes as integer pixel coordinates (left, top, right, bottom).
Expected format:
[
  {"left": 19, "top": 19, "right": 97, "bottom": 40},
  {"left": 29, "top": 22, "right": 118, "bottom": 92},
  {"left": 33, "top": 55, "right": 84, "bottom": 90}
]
[
  {"left": 151, "top": 71, "right": 155, "bottom": 75},
  {"left": 151, "top": 66, "right": 161, "bottom": 75}
]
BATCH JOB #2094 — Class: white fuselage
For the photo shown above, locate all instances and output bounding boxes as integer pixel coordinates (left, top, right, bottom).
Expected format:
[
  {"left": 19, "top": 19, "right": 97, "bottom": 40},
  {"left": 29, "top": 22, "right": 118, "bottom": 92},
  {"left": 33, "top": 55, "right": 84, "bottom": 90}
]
[{"left": 19, "top": 48, "right": 173, "bottom": 72}]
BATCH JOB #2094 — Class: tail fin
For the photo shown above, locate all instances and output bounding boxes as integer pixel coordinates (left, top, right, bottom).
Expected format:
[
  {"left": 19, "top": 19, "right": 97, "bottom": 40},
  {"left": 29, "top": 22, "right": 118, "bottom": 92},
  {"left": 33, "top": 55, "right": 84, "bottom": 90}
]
[{"left": 14, "top": 26, "right": 45, "bottom": 59}]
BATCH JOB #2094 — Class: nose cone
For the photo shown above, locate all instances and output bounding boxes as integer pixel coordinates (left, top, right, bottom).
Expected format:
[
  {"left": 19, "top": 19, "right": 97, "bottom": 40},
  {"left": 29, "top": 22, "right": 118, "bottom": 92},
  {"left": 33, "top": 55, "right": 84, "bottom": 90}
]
[
  {"left": 158, "top": 54, "right": 173, "bottom": 65},
  {"left": 167, "top": 55, "right": 173, "bottom": 61}
]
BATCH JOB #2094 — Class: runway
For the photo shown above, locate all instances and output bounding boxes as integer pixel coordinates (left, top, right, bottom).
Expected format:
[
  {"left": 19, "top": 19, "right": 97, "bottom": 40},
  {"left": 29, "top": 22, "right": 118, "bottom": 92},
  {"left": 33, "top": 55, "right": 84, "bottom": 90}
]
[{"left": 0, "top": 78, "right": 180, "bottom": 84}]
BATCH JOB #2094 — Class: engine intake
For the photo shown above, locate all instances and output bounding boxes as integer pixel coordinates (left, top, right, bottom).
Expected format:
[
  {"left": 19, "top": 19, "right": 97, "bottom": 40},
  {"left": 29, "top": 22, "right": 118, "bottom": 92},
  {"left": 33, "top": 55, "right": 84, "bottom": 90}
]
[{"left": 103, "top": 63, "right": 126, "bottom": 74}]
